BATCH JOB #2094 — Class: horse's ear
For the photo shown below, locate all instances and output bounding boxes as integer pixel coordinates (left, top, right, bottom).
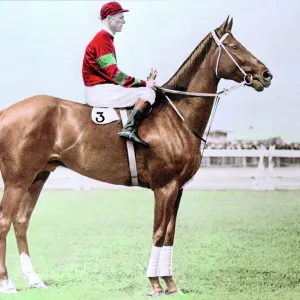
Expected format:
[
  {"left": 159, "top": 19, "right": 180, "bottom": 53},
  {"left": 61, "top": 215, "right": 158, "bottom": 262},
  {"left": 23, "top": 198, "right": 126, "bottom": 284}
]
[
  {"left": 216, "top": 16, "right": 229, "bottom": 36},
  {"left": 226, "top": 17, "right": 233, "bottom": 32}
]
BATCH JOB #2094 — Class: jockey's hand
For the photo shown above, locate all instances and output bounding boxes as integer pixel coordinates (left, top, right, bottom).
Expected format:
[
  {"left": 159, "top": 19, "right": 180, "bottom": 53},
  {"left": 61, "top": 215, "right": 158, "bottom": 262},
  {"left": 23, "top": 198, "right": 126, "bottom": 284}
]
[
  {"left": 147, "top": 79, "right": 157, "bottom": 90},
  {"left": 147, "top": 68, "right": 158, "bottom": 90},
  {"left": 147, "top": 68, "right": 157, "bottom": 81}
]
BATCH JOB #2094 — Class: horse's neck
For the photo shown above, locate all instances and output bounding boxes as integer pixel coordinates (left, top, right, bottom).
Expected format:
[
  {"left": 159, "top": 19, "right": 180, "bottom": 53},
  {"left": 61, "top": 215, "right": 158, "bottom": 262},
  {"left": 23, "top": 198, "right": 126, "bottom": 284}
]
[{"left": 168, "top": 45, "right": 219, "bottom": 139}]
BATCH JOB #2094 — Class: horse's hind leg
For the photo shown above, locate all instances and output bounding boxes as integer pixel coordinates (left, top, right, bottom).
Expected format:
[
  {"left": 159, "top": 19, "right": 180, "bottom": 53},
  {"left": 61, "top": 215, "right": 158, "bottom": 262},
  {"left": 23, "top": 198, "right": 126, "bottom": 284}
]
[
  {"left": 146, "top": 182, "right": 179, "bottom": 297},
  {"left": 160, "top": 188, "right": 183, "bottom": 295},
  {"left": 13, "top": 171, "right": 50, "bottom": 289},
  {"left": 0, "top": 184, "right": 29, "bottom": 294}
]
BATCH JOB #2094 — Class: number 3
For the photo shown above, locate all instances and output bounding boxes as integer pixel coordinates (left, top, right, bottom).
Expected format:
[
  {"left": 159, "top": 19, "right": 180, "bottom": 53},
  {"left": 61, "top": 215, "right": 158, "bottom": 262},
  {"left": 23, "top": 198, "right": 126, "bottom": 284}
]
[{"left": 96, "top": 112, "right": 105, "bottom": 123}]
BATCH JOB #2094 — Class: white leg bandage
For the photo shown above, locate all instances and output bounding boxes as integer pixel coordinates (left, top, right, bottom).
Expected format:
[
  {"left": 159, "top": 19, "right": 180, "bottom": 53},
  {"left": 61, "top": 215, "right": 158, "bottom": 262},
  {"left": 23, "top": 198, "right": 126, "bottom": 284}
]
[
  {"left": 20, "top": 253, "right": 45, "bottom": 288},
  {"left": 146, "top": 246, "right": 162, "bottom": 277},
  {"left": 20, "top": 253, "right": 35, "bottom": 275},
  {"left": 159, "top": 246, "right": 173, "bottom": 277},
  {"left": 0, "top": 278, "right": 17, "bottom": 294}
]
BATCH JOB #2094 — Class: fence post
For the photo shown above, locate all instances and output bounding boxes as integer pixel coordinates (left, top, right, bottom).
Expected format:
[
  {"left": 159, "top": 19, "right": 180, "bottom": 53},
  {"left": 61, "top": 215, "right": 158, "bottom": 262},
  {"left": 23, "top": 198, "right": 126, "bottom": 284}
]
[
  {"left": 266, "top": 145, "right": 275, "bottom": 190},
  {"left": 254, "top": 145, "right": 266, "bottom": 189},
  {"left": 268, "top": 145, "right": 275, "bottom": 173}
]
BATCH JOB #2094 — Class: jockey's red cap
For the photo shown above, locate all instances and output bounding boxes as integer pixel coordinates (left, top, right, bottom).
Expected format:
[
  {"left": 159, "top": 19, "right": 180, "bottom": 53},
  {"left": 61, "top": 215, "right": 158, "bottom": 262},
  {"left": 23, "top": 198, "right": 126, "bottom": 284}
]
[{"left": 100, "top": 2, "right": 129, "bottom": 20}]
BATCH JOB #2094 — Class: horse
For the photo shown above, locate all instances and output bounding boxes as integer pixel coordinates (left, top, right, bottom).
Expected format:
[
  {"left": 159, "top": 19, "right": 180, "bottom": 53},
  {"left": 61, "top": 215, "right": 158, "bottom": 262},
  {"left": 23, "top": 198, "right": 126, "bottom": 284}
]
[{"left": 0, "top": 17, "right": 272, "bottom": 295}]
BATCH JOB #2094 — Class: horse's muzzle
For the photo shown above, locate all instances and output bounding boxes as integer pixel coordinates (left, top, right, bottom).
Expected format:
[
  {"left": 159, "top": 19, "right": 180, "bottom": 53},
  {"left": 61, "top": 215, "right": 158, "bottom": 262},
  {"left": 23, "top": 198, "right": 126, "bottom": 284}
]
[{"left": 251, "top": 69, "right": 273, "bottom": 91}]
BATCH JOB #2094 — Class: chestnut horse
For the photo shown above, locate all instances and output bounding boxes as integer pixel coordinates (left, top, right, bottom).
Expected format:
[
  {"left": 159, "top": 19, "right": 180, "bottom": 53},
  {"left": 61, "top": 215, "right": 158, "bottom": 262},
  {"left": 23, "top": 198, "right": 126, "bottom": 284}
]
[{"left": 0, "top": 17, "right": 272, "bottom": 295}]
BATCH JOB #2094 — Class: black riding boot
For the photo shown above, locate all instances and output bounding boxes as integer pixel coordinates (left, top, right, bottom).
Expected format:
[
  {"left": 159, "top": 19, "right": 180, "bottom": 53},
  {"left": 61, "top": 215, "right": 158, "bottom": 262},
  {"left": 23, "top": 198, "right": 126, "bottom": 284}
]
[{"left": 119, "top": 99, "right": 152, "bottom": 146}]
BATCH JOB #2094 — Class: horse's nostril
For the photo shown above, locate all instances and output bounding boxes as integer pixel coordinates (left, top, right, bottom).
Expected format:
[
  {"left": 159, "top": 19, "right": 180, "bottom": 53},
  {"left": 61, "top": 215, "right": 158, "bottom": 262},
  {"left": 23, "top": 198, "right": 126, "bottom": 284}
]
[{"left": 263, "top": 70, "right": 273, "bottom": 81}]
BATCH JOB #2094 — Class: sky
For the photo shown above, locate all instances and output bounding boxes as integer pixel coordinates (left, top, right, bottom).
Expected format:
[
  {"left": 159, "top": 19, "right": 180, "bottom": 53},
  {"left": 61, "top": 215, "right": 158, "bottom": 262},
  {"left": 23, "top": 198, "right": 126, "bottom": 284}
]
[{"left": 0, "top": 0, "right": 299, "bottom": 142}]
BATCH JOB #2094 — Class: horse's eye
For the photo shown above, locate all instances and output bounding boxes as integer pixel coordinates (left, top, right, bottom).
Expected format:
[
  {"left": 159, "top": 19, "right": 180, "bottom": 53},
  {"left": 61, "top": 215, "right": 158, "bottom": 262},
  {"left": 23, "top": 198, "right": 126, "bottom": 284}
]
[{"left": 232, "top": 45, "right": 238, "bottom": 51}]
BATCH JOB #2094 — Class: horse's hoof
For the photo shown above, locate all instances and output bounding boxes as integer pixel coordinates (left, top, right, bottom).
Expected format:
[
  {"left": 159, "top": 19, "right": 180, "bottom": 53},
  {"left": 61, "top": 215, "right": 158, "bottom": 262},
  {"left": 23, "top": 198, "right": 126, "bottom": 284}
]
[
  {"left": 165, "top": 289, "right": 183, "bottom": 296},
  {"left": 0, "top": 279, "right": 18, "bottom": 294},
  {"left": 147, "top": 289, "right": 165, "bottom": 297},
  {"left": 30, "top": 281, "right": 48, "bottom": 289},
  {"left": 26, "top": 273, "right": 48, "bottom": 289},
  {"left": 0, "top": 288, "right": 18, "bottom": 294}
]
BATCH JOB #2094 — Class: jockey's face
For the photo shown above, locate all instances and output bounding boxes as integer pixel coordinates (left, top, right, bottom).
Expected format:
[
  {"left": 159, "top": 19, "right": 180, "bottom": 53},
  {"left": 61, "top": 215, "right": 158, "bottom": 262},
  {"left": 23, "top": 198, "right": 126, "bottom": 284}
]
[{"left": 108, "top": 13, "right": 126, "bottom": 34}]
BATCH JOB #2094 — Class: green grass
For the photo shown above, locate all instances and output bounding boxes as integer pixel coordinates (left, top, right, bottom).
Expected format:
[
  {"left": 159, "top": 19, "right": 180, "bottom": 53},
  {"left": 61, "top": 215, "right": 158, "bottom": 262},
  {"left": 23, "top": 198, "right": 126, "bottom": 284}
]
[{"left": 0, "top": 190, "right": 299, "bottom": 300}]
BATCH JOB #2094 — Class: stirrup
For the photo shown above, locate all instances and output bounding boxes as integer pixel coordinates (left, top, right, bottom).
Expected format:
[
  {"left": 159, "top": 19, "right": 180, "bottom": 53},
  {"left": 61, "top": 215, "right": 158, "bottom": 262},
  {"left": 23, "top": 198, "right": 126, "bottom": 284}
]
[
  {"left": 128, "top": 131, "right": 135, "bottom": 140},
  {"left": 119, "top": 130, "right": 149, "bottom": 146}
]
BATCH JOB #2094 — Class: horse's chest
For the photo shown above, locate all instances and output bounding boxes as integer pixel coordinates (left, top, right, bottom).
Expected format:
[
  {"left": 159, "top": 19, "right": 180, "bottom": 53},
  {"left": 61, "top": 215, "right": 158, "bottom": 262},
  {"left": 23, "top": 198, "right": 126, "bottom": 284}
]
[{"left": 149, "top": 149, "right": 200, "bottom": 182}]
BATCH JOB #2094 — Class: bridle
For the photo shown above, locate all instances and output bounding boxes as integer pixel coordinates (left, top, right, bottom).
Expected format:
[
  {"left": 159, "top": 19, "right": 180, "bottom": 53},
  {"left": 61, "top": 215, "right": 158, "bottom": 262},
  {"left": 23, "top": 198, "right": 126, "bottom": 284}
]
[
  {"left": 157, "top": 30, "right": 254, "bottom": 143},
  {"left": 211, "top": 30, "right": 253, "bottom": 85},
  {"left": 158, "top": 30, "right": 253, "bottom": 98}
]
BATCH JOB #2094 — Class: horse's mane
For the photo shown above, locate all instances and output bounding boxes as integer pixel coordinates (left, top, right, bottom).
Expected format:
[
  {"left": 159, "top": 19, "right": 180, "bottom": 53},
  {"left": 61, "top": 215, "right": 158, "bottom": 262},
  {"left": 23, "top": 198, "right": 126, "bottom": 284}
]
[
  {"left": 163, "top": 32, "right": 213, "bottom": 90},
  {"left": 153, "top": 32, "right": 213, "bottom": 110}
]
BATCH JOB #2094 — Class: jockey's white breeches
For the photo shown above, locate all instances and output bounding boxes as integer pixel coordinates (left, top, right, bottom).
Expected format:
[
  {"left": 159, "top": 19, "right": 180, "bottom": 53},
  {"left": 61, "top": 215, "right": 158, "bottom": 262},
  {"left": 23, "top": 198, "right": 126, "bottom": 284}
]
[{"left": 84, "top": 84, "right": 156, "bottom": 108}]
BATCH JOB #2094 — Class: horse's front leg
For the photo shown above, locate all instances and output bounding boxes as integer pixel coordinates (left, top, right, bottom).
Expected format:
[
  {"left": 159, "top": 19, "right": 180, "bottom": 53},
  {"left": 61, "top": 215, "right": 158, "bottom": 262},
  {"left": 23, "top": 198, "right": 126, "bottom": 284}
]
[
  {"left": 146, "top": 182, "right": 179, "bottom": 297},
  {"left": 160, "top": 188, "right": 183, "bottom": 295}
]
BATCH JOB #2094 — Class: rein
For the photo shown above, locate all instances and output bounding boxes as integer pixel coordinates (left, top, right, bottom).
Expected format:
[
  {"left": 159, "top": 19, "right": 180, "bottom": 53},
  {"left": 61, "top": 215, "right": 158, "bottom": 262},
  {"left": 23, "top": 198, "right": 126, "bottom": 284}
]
[{"left": 157, "top": 30, "right": 253, "bottom": 143}]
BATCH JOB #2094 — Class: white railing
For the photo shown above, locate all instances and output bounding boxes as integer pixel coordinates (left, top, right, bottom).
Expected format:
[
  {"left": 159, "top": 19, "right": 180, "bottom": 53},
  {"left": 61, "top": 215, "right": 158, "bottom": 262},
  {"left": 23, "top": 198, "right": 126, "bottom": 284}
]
[
  {"left": 0, "top": 148, "right": 299, "bottom": 190},
  {"left": 202, "top": 146, "right": 300, "bottom": 169},
  {"left": 199, "top": 146, "right": 300, "bottom": 190},
  {"left": 203, "top": 148, "right": 300, "bottom": 159}
]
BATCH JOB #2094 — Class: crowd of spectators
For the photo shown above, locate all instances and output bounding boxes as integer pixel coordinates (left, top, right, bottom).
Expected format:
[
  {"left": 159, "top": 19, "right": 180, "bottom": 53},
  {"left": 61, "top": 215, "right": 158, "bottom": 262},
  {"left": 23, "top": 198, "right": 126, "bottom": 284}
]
[
  {"left": 202, "top": 140, "right": 300, "bottom": 168},
  {"left": 205, "top": 141, "right": 300, "bottom": 150}
]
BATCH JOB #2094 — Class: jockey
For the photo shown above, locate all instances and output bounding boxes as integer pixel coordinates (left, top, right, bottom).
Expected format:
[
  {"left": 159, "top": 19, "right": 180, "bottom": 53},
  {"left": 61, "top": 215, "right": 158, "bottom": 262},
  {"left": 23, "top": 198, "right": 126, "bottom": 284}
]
[{"left": 82, "top": 1, "right": 157, "bottom": 146}]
